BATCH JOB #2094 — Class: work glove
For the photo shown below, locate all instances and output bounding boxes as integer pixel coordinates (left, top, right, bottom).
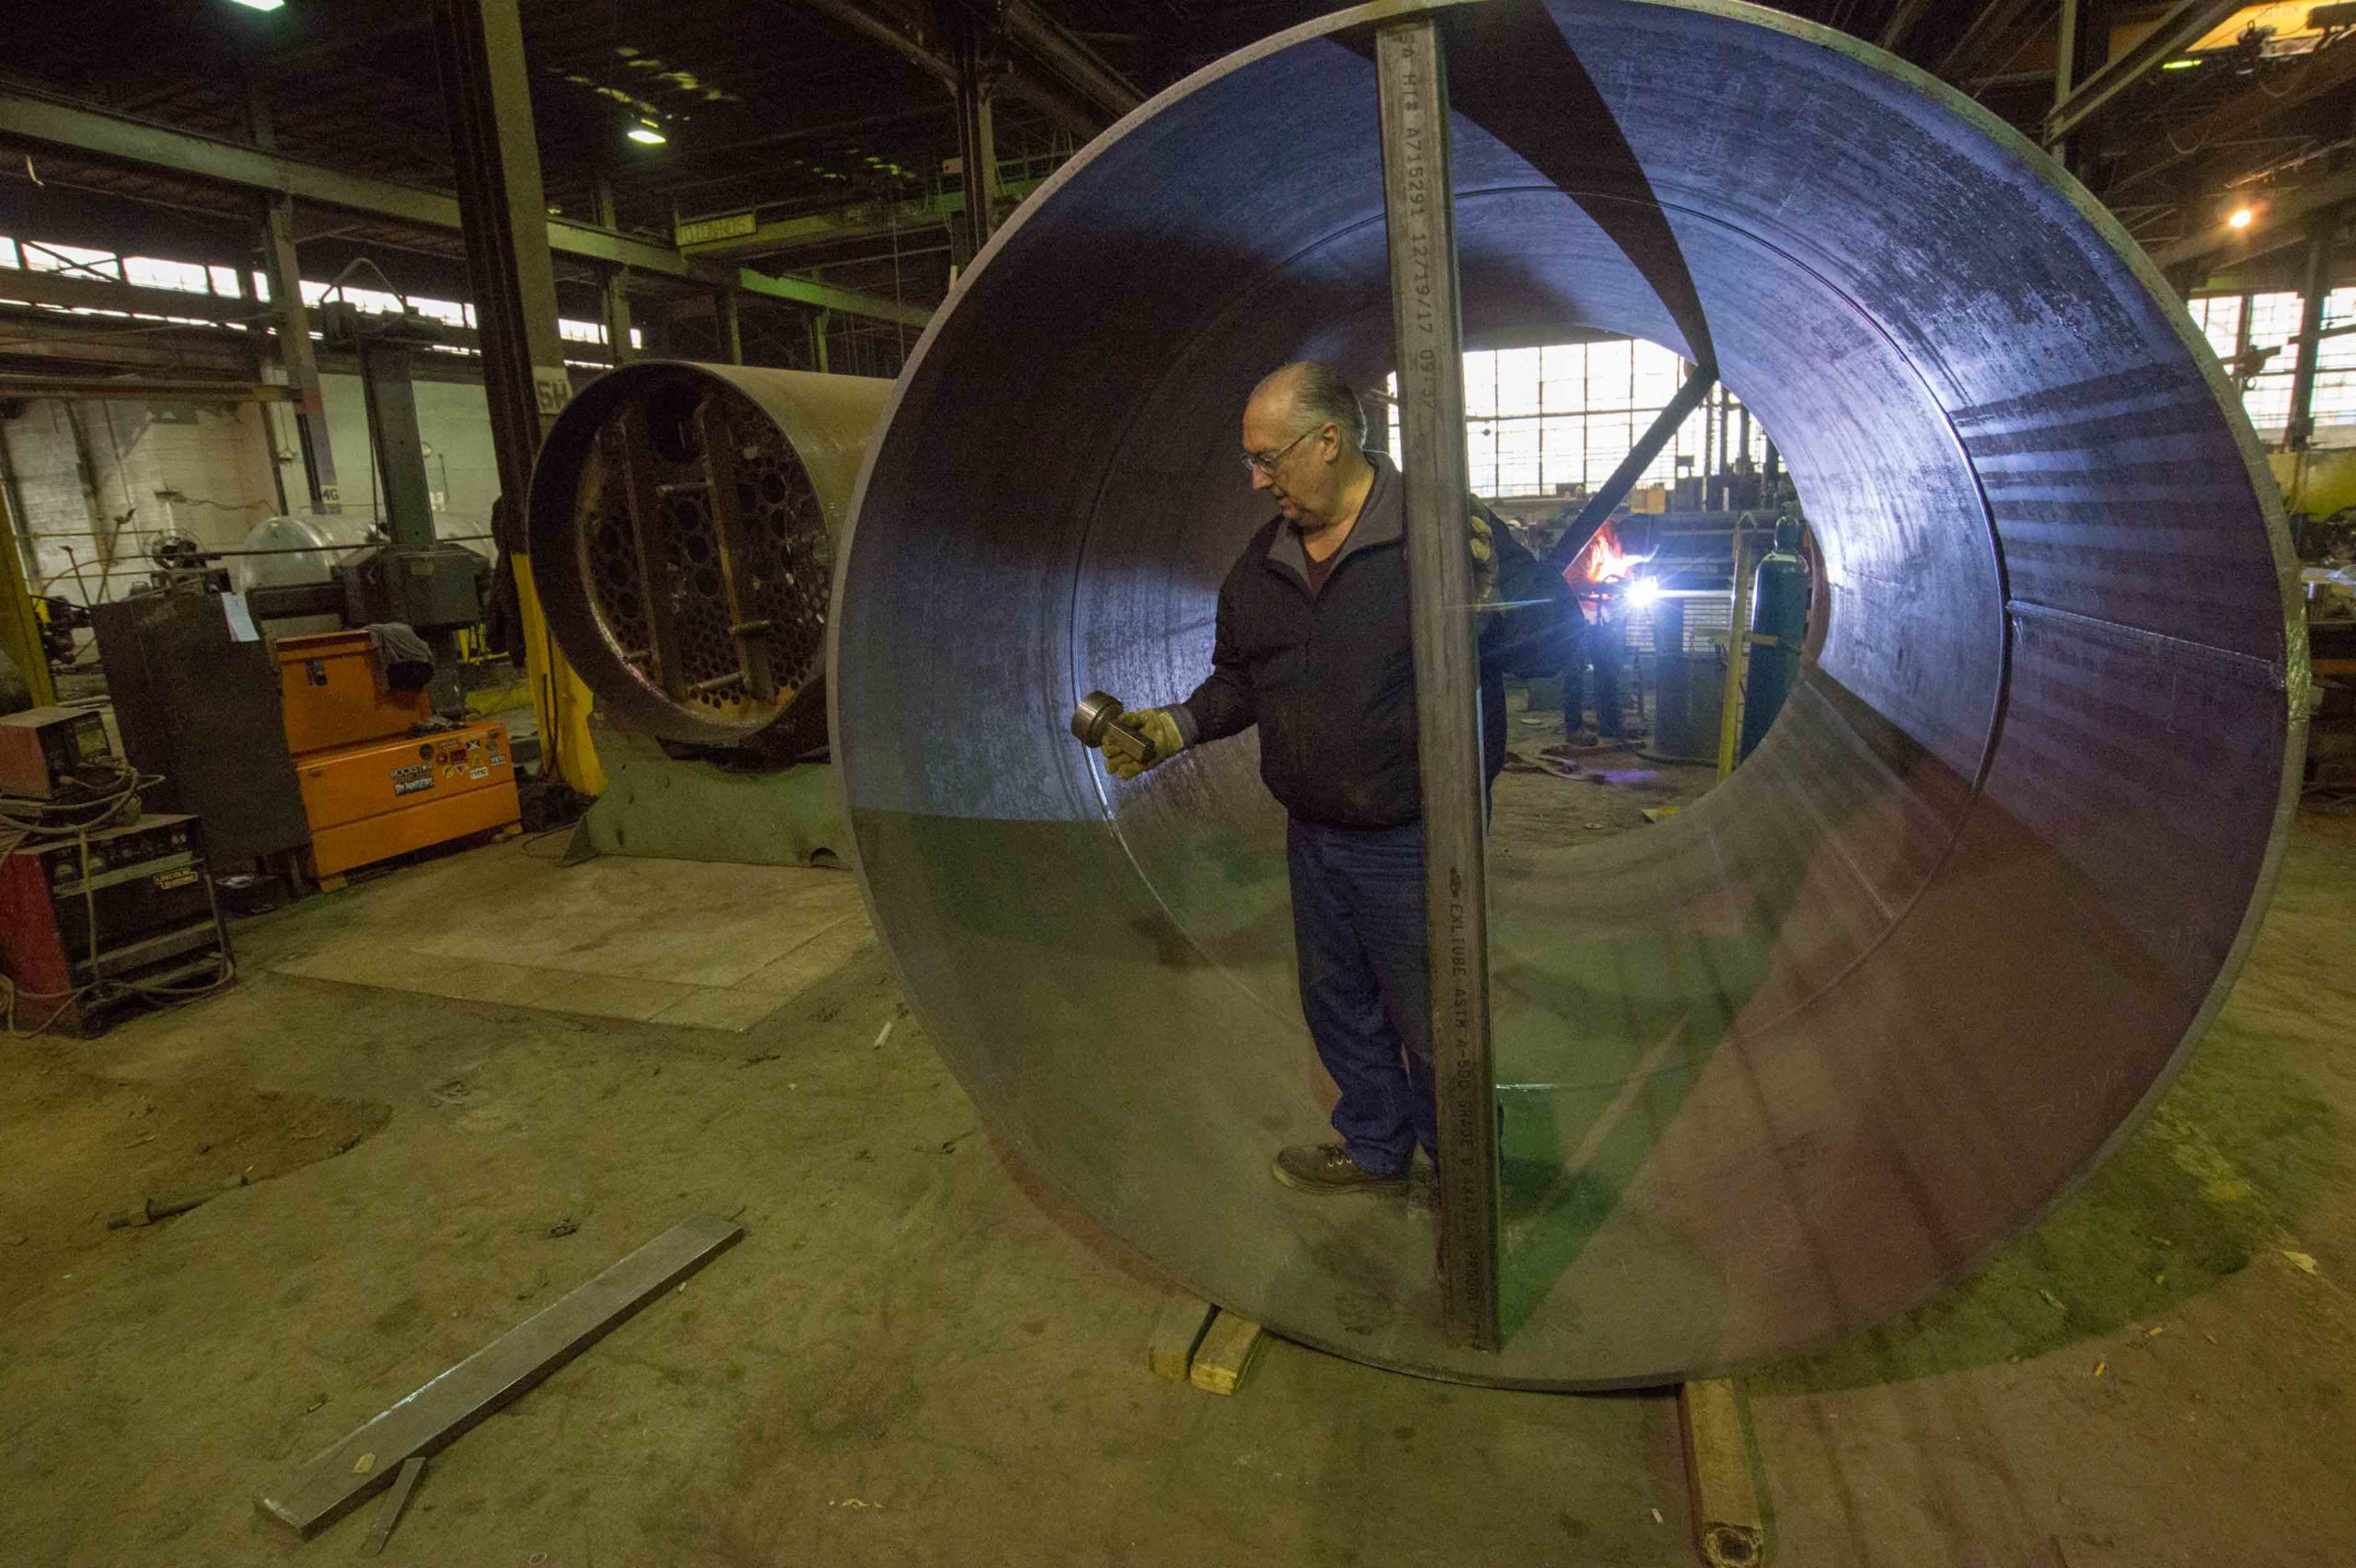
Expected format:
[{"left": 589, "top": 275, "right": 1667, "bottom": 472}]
[
  {"left": 1468, "top": 503, "right": 1499, "bottom": 606},
  {"left": 1103, "top": 707, "right": 1186, "bottom": 781}
]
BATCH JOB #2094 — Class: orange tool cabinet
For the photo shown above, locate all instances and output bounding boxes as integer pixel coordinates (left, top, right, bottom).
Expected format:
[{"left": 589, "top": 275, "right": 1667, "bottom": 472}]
[
  {"left": 276, "top": 629, "right": 521, "bottom": 882},
  {"left": 295, "top": 723, "right": 520, "bottom": 879},
  {"left": 276, "top": 630, "right": 432, "bottom": 755}
]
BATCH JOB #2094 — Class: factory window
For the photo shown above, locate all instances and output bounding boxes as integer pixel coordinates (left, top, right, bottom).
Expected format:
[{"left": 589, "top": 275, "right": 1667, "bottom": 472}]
[
  {"left": 2188, "top": 294, "right": 2242, "bottom": 363},
  {"left": 122, "top": 256, "right": 211, "bottom": 294},
  {"left": 1388, "top": 339, "right": 1765, "bottom": 499},
  {"left": 2197, "top": 288, "right": 2356, "bottom": 439},
  {"left": 2177, "top": 289, "right": 2356, "bottom": 435},
  {"left": 0, "top": 230, "right": 642, "bottom": 363},
  {"left": 17, "top": 239, "right": 122, "bottom": 282}
]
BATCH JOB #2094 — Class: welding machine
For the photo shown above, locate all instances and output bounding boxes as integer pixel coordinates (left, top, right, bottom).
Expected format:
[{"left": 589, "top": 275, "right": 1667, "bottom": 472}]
[{"left": 0, "top": 707, "right": 118, "bottom": 799}]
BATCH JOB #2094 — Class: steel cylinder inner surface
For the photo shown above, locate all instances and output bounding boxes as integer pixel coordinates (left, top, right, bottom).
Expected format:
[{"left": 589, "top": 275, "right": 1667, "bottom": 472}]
[
  {"left": 832, "top": 0, "right": 2303, "bottom": 1388},
  {"left": 527, "top": 362, "right": 890, "bottom": 750}
]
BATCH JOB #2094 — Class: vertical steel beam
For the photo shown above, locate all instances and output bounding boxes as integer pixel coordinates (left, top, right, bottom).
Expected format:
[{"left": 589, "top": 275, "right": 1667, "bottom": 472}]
[
  {"left": 1375, "top": 17, "right": 1497, "bottom": 1354},
  {"left": 716, "top": 287, "right": 744, "bottom": 365},
  {"left": 603, "top": 272, "right": 635, "bottom": 366},
  {"left": 355, "top": 338, "right": 437, "bottom": 550},
  {"left": 433, "top": 0, "right": 571, "bottom": 522},
  {"left": 595, "top": 176, "right": 634, "bottom": 366},
  {"left": 433, "top": 0, "right": 593, "bottom": 792},
  {"left": 247, "top": 88, "right": 339, "bottom": 514},
  {"left": 936, "top": 1, "right": 1004, "bottom": 258},
  {"left": 2287, "top": 206, "right": 2341, "bottom": 451},
  {"left": 953, "top": 44, "right": 1000, "bottom": 253},
  {"left": 2049, "top": 0, "right": 2113, "bottom": 179}
]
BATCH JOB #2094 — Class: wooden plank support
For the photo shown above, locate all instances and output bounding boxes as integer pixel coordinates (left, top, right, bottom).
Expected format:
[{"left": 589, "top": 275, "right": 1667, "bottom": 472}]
[
  {"left": 1147, "top": 1291, "right": 1218, "bottom": 1382},
  {"left": 1679, "top": 1378, "right": 1765, "bottom": 1567},
  {"left": 1187, "top": 1310, "right": 1265, "bottom": 1396},
  {"left": 1375, "top": 13, "right": 1500, "bottom": 1353},
  {"left": 692, "top": 396, "right": 778, "bottom": 701},
  {"left": 256, "top": 1216, "right": 743, "bottom": 1539}
]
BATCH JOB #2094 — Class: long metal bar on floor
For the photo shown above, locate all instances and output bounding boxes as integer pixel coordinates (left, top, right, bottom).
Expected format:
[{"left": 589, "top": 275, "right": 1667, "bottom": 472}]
[
  {"left": 1543, "top": 365, "right": 1716, "bottom": 576},
  {"left": 1375, "top": 15, "right": 1499, "bottom": 1354},
  {"left": 255, "top": 1216, "right": 742, "bottom": 1539}
]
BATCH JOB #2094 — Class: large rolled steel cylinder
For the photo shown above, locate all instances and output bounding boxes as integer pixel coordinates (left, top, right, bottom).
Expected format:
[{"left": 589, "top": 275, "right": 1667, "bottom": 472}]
[
  {"left": 832, "top": 0, "right": 2307, "bottom": 1387},
  {"left": 527, "top": 363, "right": 890, "bottom": 757}
]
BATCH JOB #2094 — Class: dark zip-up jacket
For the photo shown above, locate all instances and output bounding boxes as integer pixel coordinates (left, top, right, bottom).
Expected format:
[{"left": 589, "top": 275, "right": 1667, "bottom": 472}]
[{"left": 1172, "top": 455, "right": 1569, "bottom": 830}]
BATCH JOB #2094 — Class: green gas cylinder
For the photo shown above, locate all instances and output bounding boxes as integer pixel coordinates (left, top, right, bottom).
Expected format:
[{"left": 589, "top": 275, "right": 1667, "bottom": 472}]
[{"left": 1739, "top": 516, "right": 1810, "bottom": 759}]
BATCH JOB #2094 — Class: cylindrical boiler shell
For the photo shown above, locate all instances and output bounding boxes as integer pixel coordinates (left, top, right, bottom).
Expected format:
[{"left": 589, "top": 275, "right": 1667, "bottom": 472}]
[
  {"left": 526, "top": 362, "right": 891, "bottom": 753},
  {"left": 831, "top": 0, "right": 2307, "bottom": 1387}
]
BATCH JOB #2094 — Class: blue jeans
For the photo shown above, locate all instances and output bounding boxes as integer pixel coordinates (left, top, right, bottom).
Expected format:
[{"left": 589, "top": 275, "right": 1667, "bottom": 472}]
[{"left": 1286, "top": 816, "right": 1437, "bottom": 1176}]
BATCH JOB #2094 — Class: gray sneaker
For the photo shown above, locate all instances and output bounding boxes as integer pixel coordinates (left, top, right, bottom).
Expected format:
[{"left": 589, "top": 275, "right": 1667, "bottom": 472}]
[{"left": 1274, "top": 1143, "right": 1409, "bottom": 1194}]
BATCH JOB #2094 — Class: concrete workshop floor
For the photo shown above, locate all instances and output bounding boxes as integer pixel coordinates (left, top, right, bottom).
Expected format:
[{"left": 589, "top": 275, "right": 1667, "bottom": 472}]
[{"left": 3, "top": 795, "right": 2354, "bottom": 1565}]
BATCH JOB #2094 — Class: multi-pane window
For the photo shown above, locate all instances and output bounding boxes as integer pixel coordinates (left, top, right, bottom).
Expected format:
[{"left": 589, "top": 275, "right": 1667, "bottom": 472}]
[
  {"left": 1391, "top": 340, "right": 1766, "bottom": 497},
  {"left": 0, "top": 232, "right": 639, "bottom": 360},
  {"left": 2190, "top": 288, "right": 2356, "bottom": 439}
]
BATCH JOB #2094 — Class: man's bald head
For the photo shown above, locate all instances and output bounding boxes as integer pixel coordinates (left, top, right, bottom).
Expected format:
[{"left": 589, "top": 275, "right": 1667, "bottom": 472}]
[
  {"left": 1248, "top": 362, "right": 1368, "bottom": 453},
  {"left": 1242, "top": 361, "right": 1376, "bottom": 531}
]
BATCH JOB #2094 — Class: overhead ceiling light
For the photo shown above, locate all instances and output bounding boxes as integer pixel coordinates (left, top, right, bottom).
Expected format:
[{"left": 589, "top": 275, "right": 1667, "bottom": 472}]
[
  {"left": 627, "top": 122, "right": 666, "bottom": 145},
  {"left": 227, "top": 0, "right": 287, "bottom": 11},
  {"left": 2228, "top": 206, "right": 2257, "bottom": 229}
]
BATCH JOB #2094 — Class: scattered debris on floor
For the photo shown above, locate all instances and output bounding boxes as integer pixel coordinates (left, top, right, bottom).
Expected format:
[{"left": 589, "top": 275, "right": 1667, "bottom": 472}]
[
  {"left": 106, "top": 1171, "right": 249, "bottom": 1229},
  {"left": 0, "top": 1060, "right": 387, "bottom": 1312}
]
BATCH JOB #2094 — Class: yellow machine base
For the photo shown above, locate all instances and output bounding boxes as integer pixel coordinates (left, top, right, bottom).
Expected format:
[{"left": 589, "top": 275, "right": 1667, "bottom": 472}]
[{"left": 299, "top": 723, "right": 523, "bottom": 880}]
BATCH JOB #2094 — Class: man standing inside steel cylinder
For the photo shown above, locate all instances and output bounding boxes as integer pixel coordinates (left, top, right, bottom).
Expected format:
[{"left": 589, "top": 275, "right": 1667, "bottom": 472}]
[{"left": 1096, "top": 362, "right": 1564, "bottom": 1194}]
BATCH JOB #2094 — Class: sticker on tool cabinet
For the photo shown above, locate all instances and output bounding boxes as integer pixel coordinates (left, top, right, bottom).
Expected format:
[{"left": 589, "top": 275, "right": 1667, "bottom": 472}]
[
  {"left": 390, "top": 762, "right": 435, "bottom": 797},
  {"left": 154, "top": 869, "right": 198, "bottom": 891},
  {"left": 469, "top": 767, "right": 489, "bottom": 779}
]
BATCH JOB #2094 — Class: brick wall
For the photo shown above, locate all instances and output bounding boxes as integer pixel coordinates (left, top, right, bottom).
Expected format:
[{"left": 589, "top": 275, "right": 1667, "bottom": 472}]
[{"left": 1, "top": 398, "right": 279, "bottom": 606}]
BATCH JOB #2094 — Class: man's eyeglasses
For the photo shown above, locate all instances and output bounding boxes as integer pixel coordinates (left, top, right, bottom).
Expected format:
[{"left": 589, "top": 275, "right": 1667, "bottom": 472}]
[{"left": 1242, "top": 424, "right": 1326, "bottom": 478}]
